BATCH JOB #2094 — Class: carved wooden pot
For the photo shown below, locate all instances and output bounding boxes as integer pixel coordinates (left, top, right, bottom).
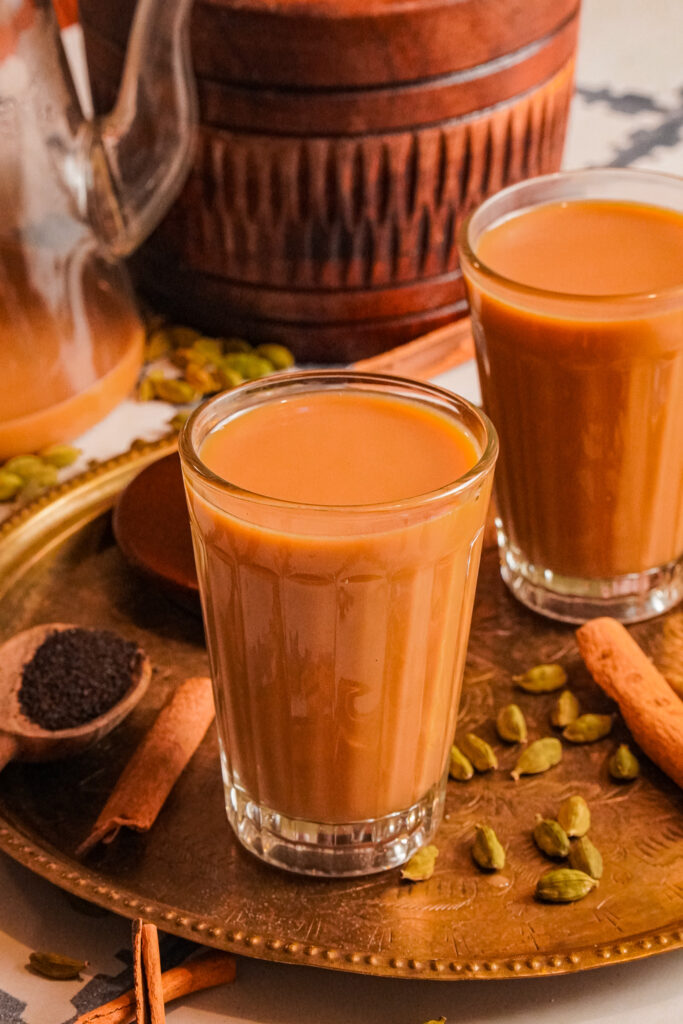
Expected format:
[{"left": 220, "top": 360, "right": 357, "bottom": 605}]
[{"left": 81, "top": 0, "right": 581, "bottom": 362}]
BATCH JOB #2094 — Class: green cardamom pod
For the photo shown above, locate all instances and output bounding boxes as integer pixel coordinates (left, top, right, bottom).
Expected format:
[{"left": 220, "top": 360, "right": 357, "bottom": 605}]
[
  {"left": 168, "top": 325, "right": 202, "bottom": 348},
  {"left": 535, "top": 867, "right": 597, "bottom": 903},
  {"left": 513, "top": 663, "right": 567, "bottom": 694},
  {"left": 608, "top": 744, "right": 640, "bottom": 782},
  {"left": 448, "top": 744, "right": 474, "bottom": 781},
  {"left": 495, "top": 703, "right": 528, "bottom": 744},
  {"left": 255, "top": 343, "right": 295, "bottom": 370},
  {"left": 19, "top": 463, "right": 59, "bottom": 500},
  {"left": 533, "top": 816, "right": 570, "bottom": 859},
  {"left": 137, "top": 375, "right": 156, "bottom": 401},
  {"left": 192, "top": 336, "right": 225, "bottom": 361},
  {"left": 28, "top": 951, "right": 87, "bottom": 980},
  {"left": 460, "top": 732, "right": 498, "bottom": 772},
  {"left": 184, "top": 363, "right": 220, "bottom": 396},
  {"left": 38, "top": 444, "right": 81, "bottom": 468},
  {"left": 511, "top": 737, "right": 562, "bottom": 780},
  {"left": 220, "top": 353, "right": 274, "bottom": 380},
  {"left": 472, "top": 824, "right": 506, "bottom": 871},
  {"left": 568, "top": 836, "right": 603, "bottom": 880},
  {"left": 144, "top": 327, "right": 173, "bottom": 360},
  {"left": 557, "top": 795, "right": 591, "bottom": 837},
  {"left": 0, "top": 470, "right": 23, "bottom": 501},
  {"left": 563, "top": 714, "right": 612, "bottom": 744},
  {"left": 222, "top": 336, "right": 253, "bottom": 354},
  {"left": 550, "top": 689, "right": 580, "bottom": 728},
  {"left": 400, "top": 844, "right": 439, "bottom": 882},
  {"left": 172, "top": 345, "right": 209, "bottom": 369},
  {"left": 216, "top": 365, "right": 244, "bottom": 390},
  {"left": 169, "top": 410, "right": 191, "bottom": 432},
  {"left": 3, "top": 454, "right": 47, "bottom": 481},
  {"left": 154, "top": 377, "right": 197, "bottom": 404}
]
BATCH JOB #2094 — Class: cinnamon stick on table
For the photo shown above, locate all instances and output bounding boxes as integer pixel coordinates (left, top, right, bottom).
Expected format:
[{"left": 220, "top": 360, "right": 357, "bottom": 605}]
[
  {"left": 77, "top": 676, "right": 215, "bottom": 855},
  {"left": 133, "top": 920, "right": 165, "bottom": 1024},
  {"left": 576, "top": 617, "right": 683, "bottom": 789},
  {"left": 73, "top": 948, "right": 237, "bottom": 1024}
]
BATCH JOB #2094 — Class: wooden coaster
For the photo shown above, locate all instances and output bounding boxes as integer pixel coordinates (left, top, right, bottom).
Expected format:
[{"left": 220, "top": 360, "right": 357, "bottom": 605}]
[{"left": 112, "top": 452, "right": 200, "bottom": 613}]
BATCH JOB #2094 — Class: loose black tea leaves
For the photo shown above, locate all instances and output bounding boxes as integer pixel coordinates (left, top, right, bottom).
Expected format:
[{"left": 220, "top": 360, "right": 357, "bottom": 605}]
[{"left": 18, "top": 627, "right": 141, "bottom": 730}]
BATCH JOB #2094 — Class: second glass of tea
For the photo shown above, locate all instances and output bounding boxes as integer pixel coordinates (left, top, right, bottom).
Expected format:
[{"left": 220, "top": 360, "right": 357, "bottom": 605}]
[
  {"left": 180, "top": 371, "right": 497, "bottom": 876},
  {"left": 459, "top": 168, "right": 683, "bottom": 623}
]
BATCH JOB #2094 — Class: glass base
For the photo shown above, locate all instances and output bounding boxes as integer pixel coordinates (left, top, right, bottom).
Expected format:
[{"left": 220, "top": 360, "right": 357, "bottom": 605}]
[
  {"left": 222, "top": 770, "right": 446, "bottom": 877},
  {"left": 498, "top": 528, "right": 683, "bottom": 624}
]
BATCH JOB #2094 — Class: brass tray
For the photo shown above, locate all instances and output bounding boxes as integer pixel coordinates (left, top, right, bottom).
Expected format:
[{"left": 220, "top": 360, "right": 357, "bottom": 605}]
[{"left": 1, "top": 441, "right": 682, "bottom": 981}]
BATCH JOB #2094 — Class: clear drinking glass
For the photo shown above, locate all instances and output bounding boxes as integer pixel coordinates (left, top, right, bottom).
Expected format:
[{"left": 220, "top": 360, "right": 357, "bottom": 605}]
[
  {"left": 459, "top": 168, "right": 683, "bottom": 623},
  {"left": 180, "top": 370, "right": 497, "bottom": 876}
]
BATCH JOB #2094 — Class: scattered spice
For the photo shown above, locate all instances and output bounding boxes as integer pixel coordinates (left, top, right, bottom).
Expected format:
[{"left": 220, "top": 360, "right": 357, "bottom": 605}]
[
  {"left": 460, "top": 732, "right": 497, "bottom": 772},
  {"left": 608, "top": 744, "right": 640, "bottom": 782},
  {"left": 568, "top": 836, "right": 603, "bottom": 880},
  {"left": 133, "top": 920, "right": 164, "bottom": 1024},
  {"left": 137, "top": 317, "right": 296, "bottom": 405},
  {"left": 28, "top": 951, "right": 87, "bottom": 980},
  {"left": 513, "top": 663, "right": 567, "bottom": 693},
  {"left": 400, "top": 844, "right": 439, "bottom": 882},
  {"left": 495, "top": 703, "right": 527, "bottom": 743},
  {"left": 76, "top": 676, "right": 215, "bottom": 856},
  {"left": 533, "top": 817, "right": 570, "bottom": 859},
  {"left": 511, "top": 737, "right": 562, "bottom": 780},
  {"left": 550, "top": 689, "right": 580, "bottom": 728},
  {"left": 168, "top": 410, "right": 191, "bottom": 432},
  {"left": 0, "top": 446, "right": 80, "bottom": 503},
  {"left": 39, "top": 443, "right": 81, "bottom": 468},
  {"left": 448, "top": 743, "right": 474, "bottom": 781},
  {"left": 557, "top": 795, "right": 591, "bottom": 837},
  {"left": 562, "top": 713, "right": 613, "bottom": 744},
  {"left": 576, "top": 617, "right": 683, "bottom": 790},
  {"left": 73, "top": 947, "right": 236, "bottom": 1024},
  {"left": 18, "top": 628, "right": 142, "bottom": 730},
  {"left": 0, "top": 469, "right": 22, "bottom": 500},
  {"left": 535, "top": 867, "right": 597, "bottom": 903},
  {"left": 471, "top": 824, "right": 505, "bottom": 871}
]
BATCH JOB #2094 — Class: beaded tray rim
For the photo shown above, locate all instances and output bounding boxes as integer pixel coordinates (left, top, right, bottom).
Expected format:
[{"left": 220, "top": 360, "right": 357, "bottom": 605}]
[{"left": 0, "top": 441, "right": 681, "bottom": 982}]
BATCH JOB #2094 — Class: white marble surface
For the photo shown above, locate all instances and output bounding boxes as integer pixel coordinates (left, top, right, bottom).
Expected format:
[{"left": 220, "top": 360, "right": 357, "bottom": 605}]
[{"left": 1, "top": 2, "right": 683, "bottom": 1022}]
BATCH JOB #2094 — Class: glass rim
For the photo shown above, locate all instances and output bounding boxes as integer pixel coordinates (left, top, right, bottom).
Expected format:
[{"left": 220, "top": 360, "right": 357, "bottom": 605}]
[
  {"left": 179, "top": 369, "right": 498, "bottom": 515},
  {"left": 458, "top": 167, "right": 683, "bottom": 307}
]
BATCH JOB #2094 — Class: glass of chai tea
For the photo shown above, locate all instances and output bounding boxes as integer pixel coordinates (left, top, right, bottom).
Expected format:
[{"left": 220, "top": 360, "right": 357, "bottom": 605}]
[
  {"left": 459, "top": 168, "right": 683, "bottom": 624},
  {"left": 179, "top": 371, "right": 497, "bottom": 876}
]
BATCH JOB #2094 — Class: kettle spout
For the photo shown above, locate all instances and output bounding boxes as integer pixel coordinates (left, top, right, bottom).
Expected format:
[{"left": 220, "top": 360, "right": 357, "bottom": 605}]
[{"left": 86, "top": 0, "right": 196, "bottom": 257}]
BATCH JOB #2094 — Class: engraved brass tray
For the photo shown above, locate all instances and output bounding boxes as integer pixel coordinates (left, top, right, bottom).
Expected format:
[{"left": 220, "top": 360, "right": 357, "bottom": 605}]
[{"left": 1, "top": 440, "right": 682, "bottom": 981}]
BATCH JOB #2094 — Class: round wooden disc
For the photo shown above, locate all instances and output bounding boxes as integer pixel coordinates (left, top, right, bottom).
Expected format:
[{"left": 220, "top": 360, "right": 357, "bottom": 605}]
[{"left": 112, "top": 452, "right": 199, "bottom": 612}]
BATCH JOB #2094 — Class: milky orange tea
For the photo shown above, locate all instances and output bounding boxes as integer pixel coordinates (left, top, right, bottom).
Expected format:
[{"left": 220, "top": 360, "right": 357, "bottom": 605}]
[
  {"left": 460, "top": 169, "right": 683, "bottom": 623},
  {"left": 180, "top": 372, "right": 497, "bottom": 876}
]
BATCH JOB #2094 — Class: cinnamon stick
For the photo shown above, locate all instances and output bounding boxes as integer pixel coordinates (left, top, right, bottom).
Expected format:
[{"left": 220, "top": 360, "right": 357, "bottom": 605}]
[
  {"left": 576, "top": 617, "right": 683, "bottom": 789},
  {"left": 77, "top": 676, "right": 215, "bottom": 855},
  {"left": 132, "top": 920, "right": 149, "bottom": 1024},
  {"left": 73, "top": 948, "right": 237, "bottom": 1024},
  {"left": 133, "top": 921, "right": 165, "bottom": 1024},
  {"left": 141, "top": 924, "right": 165, "bottom": 1024}
]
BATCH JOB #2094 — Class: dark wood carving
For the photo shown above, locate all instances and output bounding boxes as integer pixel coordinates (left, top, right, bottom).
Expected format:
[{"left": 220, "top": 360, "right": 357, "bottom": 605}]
[{"left": 80, "top": 0, "right": 581, "bottom": 361}]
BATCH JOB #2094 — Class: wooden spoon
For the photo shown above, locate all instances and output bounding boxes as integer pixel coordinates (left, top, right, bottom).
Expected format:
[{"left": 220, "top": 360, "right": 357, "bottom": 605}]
[{"left": 0, "top": 623, "right": 151, "bottom": 772}]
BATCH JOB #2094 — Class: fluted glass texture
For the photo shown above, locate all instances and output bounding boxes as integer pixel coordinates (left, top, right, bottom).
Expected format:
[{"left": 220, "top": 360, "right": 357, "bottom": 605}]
[{"left": 180, "top": 373, "right": 497, "bottom": 856}]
